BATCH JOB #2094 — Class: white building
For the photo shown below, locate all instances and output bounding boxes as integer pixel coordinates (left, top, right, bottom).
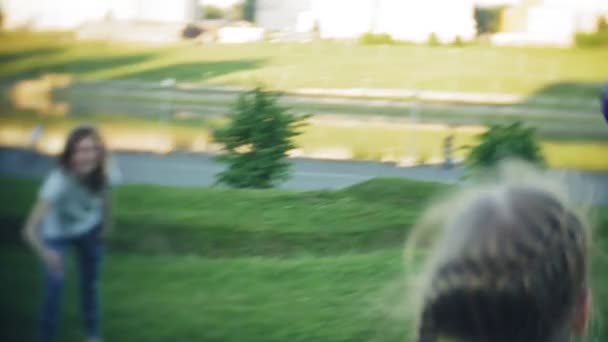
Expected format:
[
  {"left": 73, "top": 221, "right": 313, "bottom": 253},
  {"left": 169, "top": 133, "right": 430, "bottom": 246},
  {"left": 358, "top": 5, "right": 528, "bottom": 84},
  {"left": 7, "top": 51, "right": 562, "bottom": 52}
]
[
  {"left": 256, "top": 0, "right": 477, "bottom": 43},
  {"left": 1, "top": 0, "right": 199, "bottom": 30},
  {"left": 256, "top": 0, "right": 314, "bottom": 33}
]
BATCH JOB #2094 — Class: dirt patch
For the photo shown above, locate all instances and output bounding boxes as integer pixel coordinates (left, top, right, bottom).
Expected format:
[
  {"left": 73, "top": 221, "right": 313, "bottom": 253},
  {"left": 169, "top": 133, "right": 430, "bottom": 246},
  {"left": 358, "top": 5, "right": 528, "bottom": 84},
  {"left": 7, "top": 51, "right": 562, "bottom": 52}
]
[{"left": 10, "top": 74, "right": 71, "bottom": 116}]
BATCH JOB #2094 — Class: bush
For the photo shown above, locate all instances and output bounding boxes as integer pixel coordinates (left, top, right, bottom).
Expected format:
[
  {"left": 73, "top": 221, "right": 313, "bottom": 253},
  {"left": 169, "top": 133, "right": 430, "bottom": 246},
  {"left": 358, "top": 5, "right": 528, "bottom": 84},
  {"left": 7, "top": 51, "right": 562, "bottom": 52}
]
[
  {"left": 465, "top": 121, "right": 544, "bottom": 174},
  {"left": 228, "top": 2, "right": 245, "bottom": 21},
  {"left": 214, "top": 87, "right": 307, "bottom": 189},
  {"left": 203, "top": 5, "right": 224, "bottom": 20},
  {"left": 599, "top": 17, "right": 608, "bottom": 32},
  {"left": 359, "top": 32, "right": 395, "bottom": 45},
  {"left": 575, "top": 31, "right": 608, "bottom": 48},
  {"left": 182, "top": 24, "right": 203, "bottom": 39},
  {"left": 452, "top": 36, "right": 465, "bottom": 47},
  {"left": 427, "top": 32, "right": 440, "bottom": 47}
]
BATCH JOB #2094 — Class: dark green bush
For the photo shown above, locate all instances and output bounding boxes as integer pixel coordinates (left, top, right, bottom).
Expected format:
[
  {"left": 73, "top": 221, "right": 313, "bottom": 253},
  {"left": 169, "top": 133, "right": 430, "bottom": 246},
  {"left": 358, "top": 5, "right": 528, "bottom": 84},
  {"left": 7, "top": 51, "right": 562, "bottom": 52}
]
[
  {"left": 465, "top": 121, "right": 544, "bottom": 174},
  {"left": 214, "top": 86, "right": 307, "bottom": 189}
]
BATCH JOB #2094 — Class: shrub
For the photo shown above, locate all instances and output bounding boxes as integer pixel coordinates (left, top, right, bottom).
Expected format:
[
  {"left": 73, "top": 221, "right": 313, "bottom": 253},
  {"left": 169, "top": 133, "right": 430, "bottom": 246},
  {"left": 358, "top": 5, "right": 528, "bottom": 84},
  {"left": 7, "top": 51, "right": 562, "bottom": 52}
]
[
  {"left": 203, "top": 5, "right": 224, "bottom": 20},
  {"left": 575, "top": 31, "right": 608, "bottom": 48},
  {"left": 465, "top": 121, "right": 544, "bottom": 174},
  {"left": 182, "top": 24, "right": 203, "bottom": 39},
  {"left": 452, "top": 36, "right": 465, "bottom": 47},
  {"left": 598, "top": 16, "right": 608, "bottom": 32},
  {"left": 359, "top": 32, "right": 395, "bottom": 45},
  {"left": 228, "top": 2, "right": 245, "bottom": 21},
  {"left": 214, "top": 87, "right": 307, "bottom": 189},
  {"left": 427, "top": 33, "right": 440, "bottom": 47}
]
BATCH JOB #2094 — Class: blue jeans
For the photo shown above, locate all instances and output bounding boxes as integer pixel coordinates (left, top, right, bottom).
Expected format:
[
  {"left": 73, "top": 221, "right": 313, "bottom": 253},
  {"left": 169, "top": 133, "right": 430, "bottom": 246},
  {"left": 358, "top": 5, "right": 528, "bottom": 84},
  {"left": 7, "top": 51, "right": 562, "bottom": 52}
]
[{"left": 40, "top": 225, "right": 103, "bottom": 342}]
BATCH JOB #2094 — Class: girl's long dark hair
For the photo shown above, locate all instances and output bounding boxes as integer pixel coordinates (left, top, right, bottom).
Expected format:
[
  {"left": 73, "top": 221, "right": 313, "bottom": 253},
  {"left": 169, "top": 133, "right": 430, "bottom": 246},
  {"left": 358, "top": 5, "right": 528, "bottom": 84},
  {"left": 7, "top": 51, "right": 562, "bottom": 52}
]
[{"left": 59, "top": 126, "right": 107, "bottom": 193}]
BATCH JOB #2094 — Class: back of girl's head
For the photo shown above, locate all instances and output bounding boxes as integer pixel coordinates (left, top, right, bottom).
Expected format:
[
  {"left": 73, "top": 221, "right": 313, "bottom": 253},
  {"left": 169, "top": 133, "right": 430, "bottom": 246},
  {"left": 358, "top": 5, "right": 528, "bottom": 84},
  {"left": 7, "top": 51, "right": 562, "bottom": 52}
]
[{"left": 410, "top": 163, "right": 591, "bottom": 342}]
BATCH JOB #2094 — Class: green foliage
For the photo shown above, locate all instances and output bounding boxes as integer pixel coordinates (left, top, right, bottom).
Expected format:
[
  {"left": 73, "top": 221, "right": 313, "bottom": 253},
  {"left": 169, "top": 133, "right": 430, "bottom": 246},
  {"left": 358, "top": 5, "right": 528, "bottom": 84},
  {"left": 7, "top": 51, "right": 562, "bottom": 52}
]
[
  {"left": 358, "top": 32, "right": 395, "bottom": 45},
  {"left": 598, "top": 16, "right": 608, "bottom": 32},
  {"left": 427, "top": 32, "right": 440, "bottom": 46},
  {"left": 228, "top": 2, "right": 245, "bottom": 21},
  {"left": 214, "top": 87, "right": 306, "bottom": 189},
  {"left": 474, "top": 6, "right": 504, "bottom": 34},
  {"left": 452, "top": 36, "right": 465, "bottom": 47},
  {"left": 465, "top": 121, "right": 544, "bottom": 173},
  {"left": 203, "top": 5, "right": 225, "bottom": 19},
  {"left": 243, "top": 0, "right": 256, "bottom": 22},
  {"left": 575, "top": 30, "right": 608, "bottom": 48}
]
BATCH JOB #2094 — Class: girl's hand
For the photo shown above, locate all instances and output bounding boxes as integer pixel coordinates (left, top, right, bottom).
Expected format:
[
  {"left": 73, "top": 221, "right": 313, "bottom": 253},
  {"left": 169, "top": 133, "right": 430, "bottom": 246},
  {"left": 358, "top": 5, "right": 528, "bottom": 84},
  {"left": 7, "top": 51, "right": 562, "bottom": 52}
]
[{"left": 42, "top": 248, "right": 63, "bottom": 279}]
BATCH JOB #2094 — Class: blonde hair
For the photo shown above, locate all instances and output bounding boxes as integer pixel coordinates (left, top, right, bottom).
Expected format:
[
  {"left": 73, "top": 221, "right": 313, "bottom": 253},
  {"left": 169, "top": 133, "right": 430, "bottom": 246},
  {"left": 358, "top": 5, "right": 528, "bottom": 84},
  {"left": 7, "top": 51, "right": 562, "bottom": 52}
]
[{"left": 408, "top": 162, "right": 591, "bottom": 342}]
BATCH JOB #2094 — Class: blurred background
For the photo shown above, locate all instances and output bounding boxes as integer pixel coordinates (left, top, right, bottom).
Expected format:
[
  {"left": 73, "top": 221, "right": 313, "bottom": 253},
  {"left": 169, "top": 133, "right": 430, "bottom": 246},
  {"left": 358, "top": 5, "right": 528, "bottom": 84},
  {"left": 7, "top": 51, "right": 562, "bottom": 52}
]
[{"left": 0, "top": 0, "right": 607, "bottom": 341}]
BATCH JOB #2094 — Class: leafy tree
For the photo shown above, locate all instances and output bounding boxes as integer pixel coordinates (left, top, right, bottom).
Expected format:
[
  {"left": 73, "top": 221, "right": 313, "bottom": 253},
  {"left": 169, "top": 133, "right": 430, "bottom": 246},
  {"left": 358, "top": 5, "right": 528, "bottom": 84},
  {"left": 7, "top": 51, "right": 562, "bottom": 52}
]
[
  {"left": 474, "top": 6, "right": 504, "bottom": 35},
  {"left": 465, "top": 121, "right": 544, "bottom": 174},
  {"left": 243, "top": 0, "right": 256, "bottom": 22},
  {"left": 203, "top": 5, "right": 224, "bottom": 20},
  {"left": 214, "top": 87, "right": 307, "bottom": 189}
]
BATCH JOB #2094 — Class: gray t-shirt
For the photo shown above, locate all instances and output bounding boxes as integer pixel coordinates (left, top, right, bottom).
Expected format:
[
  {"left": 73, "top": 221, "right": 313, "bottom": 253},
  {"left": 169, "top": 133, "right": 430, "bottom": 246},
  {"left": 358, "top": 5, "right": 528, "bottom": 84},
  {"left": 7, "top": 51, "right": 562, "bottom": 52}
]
[{"left": 39, "top": 169, "right": 106, "bottom": 239}]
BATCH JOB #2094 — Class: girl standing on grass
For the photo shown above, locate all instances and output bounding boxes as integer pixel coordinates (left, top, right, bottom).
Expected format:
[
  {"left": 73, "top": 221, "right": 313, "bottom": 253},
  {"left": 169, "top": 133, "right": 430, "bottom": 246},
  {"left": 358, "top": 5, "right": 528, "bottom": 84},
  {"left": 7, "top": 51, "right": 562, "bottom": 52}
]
[
  {"left": 23, "top": 126, "right": 111, "bottom": 342},
  {"left": 408, "top": 165, "right": 592, "bottom": 342}
]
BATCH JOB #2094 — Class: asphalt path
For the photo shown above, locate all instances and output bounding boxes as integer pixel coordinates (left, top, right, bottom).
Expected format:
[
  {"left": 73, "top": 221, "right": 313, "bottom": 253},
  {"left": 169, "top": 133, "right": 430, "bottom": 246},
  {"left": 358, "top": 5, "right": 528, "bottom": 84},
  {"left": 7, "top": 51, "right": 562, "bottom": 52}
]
[{"left": 1, "top": 147, "right": 606, "bottom": 204}]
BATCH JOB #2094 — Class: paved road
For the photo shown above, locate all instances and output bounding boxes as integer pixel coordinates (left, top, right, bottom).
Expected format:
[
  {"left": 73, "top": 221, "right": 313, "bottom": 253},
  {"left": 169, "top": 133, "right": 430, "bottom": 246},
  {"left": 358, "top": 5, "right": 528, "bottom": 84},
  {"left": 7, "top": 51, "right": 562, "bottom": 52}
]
[{"left": 1, "top": 148, "right": 606, "bottom": 204}]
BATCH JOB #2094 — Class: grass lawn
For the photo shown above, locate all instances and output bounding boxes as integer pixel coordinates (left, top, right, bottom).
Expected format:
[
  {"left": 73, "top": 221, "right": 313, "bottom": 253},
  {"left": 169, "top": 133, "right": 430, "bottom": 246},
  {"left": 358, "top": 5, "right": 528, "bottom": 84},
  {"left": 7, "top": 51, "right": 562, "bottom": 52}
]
[
  {"left": 54, "top": 82, "right": 604, "bottom": 128},
  {"left": 1, "top": 31, "right": 607, "bottom": 102},
  {"left": 1, "top": 177, "right": 607, "bottom": 341}
]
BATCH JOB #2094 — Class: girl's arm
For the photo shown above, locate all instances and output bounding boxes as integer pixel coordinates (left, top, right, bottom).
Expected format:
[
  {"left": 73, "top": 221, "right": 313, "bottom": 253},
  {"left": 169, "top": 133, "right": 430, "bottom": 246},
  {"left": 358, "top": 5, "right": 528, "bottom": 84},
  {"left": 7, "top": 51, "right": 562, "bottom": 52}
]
[
  {"left": 23, "top": 199, "right": 63, "bottom": 277},
  {"left": 22, "top": 199, "right": 51, "bottom": 258}
]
